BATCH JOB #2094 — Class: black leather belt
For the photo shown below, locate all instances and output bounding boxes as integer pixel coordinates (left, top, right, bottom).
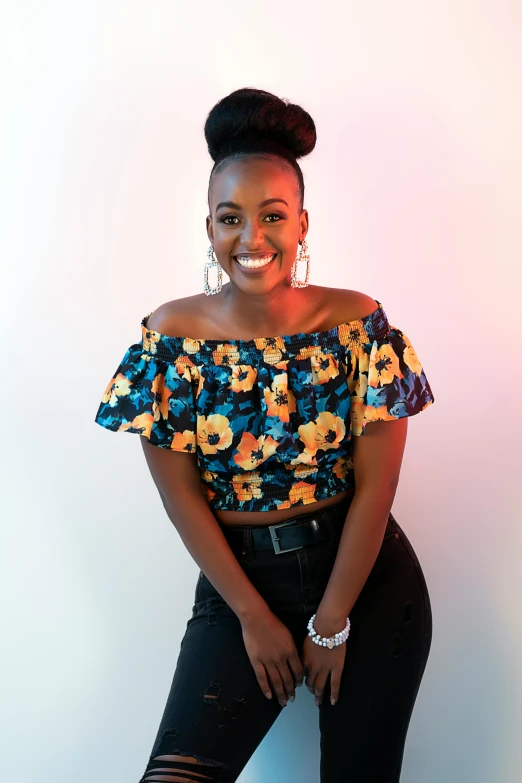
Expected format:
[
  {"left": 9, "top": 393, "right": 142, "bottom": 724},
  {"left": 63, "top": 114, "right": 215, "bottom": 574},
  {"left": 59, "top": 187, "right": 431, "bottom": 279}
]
[
  {"left": 223, "top": 501, "right": 350, "bottom": 555},
  {"left": 252, "top": 515, "right": 332, "bottom": 553}
]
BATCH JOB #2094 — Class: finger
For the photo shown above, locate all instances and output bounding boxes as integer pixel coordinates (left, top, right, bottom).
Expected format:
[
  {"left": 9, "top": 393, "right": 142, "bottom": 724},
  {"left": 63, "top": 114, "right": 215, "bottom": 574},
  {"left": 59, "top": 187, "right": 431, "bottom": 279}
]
[
  {"left": 266, "top": 664, "right": 288, "bottom": 707},
  {"left": 305, "top": 670, "right": 316, "bottom": 694},
  {"left": 329, "top": 669, "right": 342, "bottom": 705},
  {"left": 253, "top": 663, "right": 273, "bottom": 700},
  {"left": 314, "top": 671, "right": 327, "bottom": 705},
  {"left": 288, "top": 651, "right": 305, "bottom": 687},
  {"left": 277, "top": 659, "right": 297, "bottom": 702}
]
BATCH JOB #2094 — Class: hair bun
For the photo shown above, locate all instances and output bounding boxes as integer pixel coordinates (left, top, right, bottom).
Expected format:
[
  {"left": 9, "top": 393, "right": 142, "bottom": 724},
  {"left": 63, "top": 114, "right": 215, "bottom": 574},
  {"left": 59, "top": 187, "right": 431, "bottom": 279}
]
[{"left": 204, "top": 87, "right": 316, "bottom": 163}]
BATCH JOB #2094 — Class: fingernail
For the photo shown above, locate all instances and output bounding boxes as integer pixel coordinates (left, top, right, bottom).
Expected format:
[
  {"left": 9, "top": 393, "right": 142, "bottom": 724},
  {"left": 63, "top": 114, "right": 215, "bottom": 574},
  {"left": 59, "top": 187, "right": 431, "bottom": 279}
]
[
  {"left": 288, "top": 695, "right": 295, "bottom": 702},
  {"left": 280, "top": 699, "right": 287, "bottom": 707},
  {"left": 315, "top": 698, "right": 320, "bottom": 706},
  {"left": 265, "top": 692, "right": 272, "bottom": 699},
  {"left": 331, "top": 698, "right": 337, "bottom": 705}
]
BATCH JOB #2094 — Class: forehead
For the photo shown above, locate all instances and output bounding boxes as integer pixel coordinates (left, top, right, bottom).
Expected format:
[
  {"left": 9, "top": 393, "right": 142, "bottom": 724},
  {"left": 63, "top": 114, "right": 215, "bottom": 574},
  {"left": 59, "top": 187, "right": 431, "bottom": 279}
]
[{"left": 210, "top": 157, "right": 298, "bottom": 205}]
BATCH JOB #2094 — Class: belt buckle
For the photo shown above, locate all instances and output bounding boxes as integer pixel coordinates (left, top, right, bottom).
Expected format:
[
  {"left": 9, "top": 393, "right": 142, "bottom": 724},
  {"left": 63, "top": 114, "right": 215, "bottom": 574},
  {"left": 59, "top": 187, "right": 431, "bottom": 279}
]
[{"left": 268, "top": 516, "right": 311, "bottom": 554}]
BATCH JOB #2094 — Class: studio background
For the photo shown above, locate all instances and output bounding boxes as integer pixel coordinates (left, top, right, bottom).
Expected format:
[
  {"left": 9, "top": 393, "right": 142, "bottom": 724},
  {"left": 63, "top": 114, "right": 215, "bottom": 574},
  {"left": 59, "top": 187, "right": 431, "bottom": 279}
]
[{"left": 2, "top": 2, "right": 520, "bottom": 781}]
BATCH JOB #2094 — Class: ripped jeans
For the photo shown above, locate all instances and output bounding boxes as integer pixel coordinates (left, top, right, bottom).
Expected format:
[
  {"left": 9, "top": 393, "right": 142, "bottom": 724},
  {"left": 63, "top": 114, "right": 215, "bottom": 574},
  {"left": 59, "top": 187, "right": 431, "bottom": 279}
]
[{"left": 138, "top": 495, "right": 433, "bottom": 783}]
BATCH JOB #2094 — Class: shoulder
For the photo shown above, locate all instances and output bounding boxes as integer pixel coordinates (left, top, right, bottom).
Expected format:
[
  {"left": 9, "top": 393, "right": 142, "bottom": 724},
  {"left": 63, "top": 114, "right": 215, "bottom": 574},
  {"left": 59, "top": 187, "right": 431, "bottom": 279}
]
[
  {"left": 311, "top": 285, "right": 380, "bottom": 326},
  {"left": 145, "top": 294, "right": 207, "bottom": 337}
]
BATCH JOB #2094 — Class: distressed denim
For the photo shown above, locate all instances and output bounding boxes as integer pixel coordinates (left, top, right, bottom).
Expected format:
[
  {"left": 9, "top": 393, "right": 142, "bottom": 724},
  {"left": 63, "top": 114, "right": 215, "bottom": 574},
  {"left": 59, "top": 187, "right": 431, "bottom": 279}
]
[{"left": 138, "top": 495, "right": 432, "bottom": 783}]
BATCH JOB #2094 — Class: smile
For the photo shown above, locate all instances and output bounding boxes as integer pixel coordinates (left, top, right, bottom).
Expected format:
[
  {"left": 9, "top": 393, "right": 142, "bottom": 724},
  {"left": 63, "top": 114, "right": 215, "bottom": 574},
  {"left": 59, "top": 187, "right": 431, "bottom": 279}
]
[{"left": 234, "top": 253, "right": 277, "bottom": 269}]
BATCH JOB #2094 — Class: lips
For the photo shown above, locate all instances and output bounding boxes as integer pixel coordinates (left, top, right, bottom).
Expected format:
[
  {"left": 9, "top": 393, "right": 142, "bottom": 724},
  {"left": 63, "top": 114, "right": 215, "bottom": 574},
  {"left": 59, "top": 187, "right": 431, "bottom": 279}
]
[
  {"left": 233, "top": 253, "right": 277, "bottom": 260},
  {"left": 232, "top": 254, "right": 277, "bottom": 275}
]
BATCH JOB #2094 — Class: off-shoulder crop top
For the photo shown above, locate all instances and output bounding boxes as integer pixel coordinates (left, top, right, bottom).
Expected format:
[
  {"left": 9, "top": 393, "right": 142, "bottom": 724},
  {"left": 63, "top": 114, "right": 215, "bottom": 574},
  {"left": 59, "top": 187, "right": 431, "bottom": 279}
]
[{"left": 94, "top": 299, "right": 435, "bottom": 511}]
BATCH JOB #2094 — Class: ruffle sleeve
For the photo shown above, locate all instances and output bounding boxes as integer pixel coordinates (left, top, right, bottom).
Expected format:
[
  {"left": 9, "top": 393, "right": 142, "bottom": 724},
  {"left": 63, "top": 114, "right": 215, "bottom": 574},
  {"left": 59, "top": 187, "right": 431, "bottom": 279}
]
[
  {"left": 346, "top": 323, "right": 435, "bottom": 436},
  {"left": 94, "top": 342, "right": 198, "bottom": 452}
]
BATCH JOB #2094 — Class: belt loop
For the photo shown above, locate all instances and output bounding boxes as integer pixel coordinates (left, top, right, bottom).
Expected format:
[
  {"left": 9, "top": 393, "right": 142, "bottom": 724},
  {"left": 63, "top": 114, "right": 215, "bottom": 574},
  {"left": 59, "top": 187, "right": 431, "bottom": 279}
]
[{"left": 243, "top": 527, "right": 253, "bottom": 560}]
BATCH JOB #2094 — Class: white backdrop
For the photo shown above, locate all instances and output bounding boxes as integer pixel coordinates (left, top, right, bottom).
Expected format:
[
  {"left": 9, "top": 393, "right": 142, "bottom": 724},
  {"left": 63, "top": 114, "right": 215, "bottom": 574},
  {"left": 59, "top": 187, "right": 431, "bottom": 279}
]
[{"left": 2, "top": 2, "right": 521, "bottom": 781}]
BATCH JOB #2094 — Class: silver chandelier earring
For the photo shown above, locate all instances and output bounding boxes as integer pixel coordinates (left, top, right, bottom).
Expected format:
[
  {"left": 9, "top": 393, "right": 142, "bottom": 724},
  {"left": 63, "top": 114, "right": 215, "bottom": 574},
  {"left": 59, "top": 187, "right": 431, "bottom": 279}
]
[
  {"left": 290, "top": 238, "right": 310, "bottom": 288},
  {"left": 204, "top": 245, "right": 223, "bottom": 296}
]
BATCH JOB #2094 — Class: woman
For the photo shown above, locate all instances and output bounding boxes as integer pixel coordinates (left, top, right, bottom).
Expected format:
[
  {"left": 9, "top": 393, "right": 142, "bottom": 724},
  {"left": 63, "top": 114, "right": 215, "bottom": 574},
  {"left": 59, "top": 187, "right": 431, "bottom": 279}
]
[{"left": 95, "top": 87, "right": 435, "bottom": 783}]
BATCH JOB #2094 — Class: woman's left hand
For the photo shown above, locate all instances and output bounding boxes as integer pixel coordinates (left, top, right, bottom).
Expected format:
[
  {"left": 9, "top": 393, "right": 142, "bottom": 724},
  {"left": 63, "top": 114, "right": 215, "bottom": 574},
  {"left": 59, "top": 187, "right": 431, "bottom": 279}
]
[{"left": 301, "top": 633, "right": 346, "bottom": 706}]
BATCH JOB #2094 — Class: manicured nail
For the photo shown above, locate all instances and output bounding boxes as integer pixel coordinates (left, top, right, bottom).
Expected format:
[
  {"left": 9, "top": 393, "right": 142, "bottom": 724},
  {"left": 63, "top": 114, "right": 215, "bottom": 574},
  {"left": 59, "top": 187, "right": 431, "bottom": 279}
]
[
  {"left": 331, "top": 698, "right": 337, "bottom": 705},
  {"left": 265, "top": 692, "right": 272, "bottom": 699}
]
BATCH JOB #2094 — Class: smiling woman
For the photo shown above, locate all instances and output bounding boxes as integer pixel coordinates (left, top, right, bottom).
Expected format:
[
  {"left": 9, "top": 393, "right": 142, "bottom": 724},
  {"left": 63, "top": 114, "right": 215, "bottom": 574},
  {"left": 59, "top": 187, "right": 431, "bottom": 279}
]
[{"left": 94, "top": 86, "right": 435, "bottom": 783}]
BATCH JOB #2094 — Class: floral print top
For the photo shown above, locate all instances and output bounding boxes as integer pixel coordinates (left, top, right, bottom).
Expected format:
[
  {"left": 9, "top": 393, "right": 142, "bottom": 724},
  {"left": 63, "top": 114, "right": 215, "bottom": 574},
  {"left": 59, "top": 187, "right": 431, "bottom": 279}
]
[{"left": 94, "top": 299, "right": 435, "bottom": 511}]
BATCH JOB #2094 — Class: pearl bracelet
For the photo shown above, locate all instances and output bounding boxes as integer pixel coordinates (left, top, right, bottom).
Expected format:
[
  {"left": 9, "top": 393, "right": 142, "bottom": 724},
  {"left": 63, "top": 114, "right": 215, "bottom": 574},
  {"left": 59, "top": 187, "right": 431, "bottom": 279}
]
[{"left": 307, "top": 613, "right": 351, "bottom": 649}]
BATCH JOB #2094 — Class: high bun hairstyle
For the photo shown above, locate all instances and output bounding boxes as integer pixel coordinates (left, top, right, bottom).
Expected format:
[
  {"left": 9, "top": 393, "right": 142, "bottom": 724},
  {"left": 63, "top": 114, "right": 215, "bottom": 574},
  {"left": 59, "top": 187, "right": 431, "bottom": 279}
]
[{"left": 205, "top": 87, "right": 317, "bottom": 214}]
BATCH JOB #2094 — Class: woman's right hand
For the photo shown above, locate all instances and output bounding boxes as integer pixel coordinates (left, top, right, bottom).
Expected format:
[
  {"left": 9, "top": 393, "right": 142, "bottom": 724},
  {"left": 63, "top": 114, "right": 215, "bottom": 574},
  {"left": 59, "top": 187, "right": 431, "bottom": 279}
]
[{"left": 241, "top": 610, "right": 305, "bottom": 706}]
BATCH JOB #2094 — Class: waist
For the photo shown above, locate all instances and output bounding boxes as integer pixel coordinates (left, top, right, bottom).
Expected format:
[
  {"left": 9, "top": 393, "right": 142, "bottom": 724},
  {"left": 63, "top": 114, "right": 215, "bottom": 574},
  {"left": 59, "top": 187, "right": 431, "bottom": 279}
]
[
  {"left": 218, "top": 492, "right": 356, "bottom": 556},
  {"left": 201, "top": 459, "right": 356, "bottom": 513}
]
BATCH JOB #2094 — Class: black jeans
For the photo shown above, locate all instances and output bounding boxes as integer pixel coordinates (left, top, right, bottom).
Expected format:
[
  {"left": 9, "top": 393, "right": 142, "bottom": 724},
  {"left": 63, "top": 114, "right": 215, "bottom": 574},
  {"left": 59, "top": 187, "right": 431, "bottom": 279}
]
[{"left": 138, "top": 495, "right": 433, "bottom": 783}]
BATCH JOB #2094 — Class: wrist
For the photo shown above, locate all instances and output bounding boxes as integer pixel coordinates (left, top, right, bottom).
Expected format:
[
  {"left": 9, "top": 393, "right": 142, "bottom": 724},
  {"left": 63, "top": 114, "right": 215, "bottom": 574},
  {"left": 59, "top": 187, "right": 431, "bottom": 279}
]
[
  {"left": 313, "top": 610, "right": 348, "bottom": 638},
  {"left": 236, "top": 597, "right": 272, "bottom": 626}
]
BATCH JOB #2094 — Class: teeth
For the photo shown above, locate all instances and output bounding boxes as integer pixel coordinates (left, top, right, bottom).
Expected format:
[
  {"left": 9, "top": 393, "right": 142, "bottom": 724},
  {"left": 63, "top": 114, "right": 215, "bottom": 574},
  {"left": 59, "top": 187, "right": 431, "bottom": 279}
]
[{"left": 235, "top": 254, "right": 275, "bottom": 268}]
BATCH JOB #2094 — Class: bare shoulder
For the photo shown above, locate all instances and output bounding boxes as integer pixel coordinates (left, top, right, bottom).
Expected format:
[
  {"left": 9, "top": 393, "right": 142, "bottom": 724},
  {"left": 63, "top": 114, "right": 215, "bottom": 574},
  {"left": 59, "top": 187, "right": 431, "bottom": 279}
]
[
  {"left": 145, "top": 293, "right": 207, "bottom": 337},
  {"left": 313, "top": 285, "right": 380, "bottom": 326}
]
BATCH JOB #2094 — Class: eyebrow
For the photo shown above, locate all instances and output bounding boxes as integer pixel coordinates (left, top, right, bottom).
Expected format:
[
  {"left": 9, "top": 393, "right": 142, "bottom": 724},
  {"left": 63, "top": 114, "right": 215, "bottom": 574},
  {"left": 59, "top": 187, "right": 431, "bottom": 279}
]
[{"left": 215, "top": 198, "right": 289, "bottom": 211}]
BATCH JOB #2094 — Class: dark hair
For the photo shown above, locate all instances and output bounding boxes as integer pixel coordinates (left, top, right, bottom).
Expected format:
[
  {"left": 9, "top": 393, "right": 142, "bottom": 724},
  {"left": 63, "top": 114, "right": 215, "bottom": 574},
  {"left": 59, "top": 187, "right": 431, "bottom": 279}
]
[{"left": 204, "top": 87, "right": 317, "bottom": 214}]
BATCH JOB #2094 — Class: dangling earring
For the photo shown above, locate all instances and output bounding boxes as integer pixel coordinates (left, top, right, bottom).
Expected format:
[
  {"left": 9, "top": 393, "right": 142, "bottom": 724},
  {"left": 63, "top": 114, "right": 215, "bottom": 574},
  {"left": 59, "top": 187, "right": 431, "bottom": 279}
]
[
  {"left": 204, "top": 245, "right": 223, "bottom": 296},
  {"left": 290, "top": 238, "right": 310, "bottom": 288}
]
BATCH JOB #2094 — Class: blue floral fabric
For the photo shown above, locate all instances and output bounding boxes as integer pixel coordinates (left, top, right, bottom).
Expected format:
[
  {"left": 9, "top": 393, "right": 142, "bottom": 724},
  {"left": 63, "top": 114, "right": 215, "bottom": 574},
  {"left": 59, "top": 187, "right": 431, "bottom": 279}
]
[{"left": 94, "top": 299, "right": 435, "bottom": 511}]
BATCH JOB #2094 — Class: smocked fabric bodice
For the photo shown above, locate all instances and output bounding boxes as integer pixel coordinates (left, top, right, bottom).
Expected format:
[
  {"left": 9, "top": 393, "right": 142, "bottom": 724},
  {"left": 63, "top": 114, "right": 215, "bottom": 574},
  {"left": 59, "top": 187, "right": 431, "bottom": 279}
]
[{"left": 94, "top": 299, "right": 435, "bottom": 511}]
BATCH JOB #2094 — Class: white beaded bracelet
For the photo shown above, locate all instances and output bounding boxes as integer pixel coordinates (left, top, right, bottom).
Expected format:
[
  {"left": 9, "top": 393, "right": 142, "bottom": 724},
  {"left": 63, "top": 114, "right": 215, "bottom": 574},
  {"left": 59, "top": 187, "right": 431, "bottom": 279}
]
[{"left": 307, "top": 613, "right": 351, "bottom": 649}]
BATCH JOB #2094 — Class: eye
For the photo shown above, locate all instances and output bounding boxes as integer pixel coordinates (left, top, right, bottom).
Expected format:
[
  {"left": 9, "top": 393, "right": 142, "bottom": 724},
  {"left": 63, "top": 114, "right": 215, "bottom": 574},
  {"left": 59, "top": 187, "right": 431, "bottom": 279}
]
[{"left": 217, "top": 212, "right": 286, "bottom": 225}]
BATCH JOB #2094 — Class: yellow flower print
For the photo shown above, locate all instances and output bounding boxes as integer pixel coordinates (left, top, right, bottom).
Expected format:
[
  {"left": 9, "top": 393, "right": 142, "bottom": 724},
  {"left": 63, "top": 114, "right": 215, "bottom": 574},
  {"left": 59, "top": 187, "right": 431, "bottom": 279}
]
[
  {"left": 233, "top": 432, "right": 278, "bottom": 470},
  {"left": 120, "top": 412, "right": 153, "bottom": 437},
  {"left": 171, "top": 430, "right": 196, "bottom": 453},
  {"left": 289, "top": 451, "right": 318, "bottom": 467},
  {"left": 102, "top": 373, "right": 133, "bottom": 405},
  {"left": 369, "top": 343, "right": 403, "bottom": 388},
  {"left": 289, "top": 482, "right": 316, "bottom": 505},
  {"left": 295, "top": 344, "right": 322, "bottom": 360},
  {"left": 142, "top": 325, "right": 161, "bottom": 354},
  {"left": 291, "top": 462, "right": 319, "bottom": 480},
  {"left": 337, "top": 320, "right": 368, "bottom": 349},
  {"left": 150, "top": 373, "right": 172, "bottom": 421},
  {"left": 183, "top": 337, "right": 204, "bottom": 354},
  {"left": 264, "top": 373, "right": 297, "bottom": 422},
  {"left": 350, "top": 399, "right": 390, "bottom": 436},
  {"left": 212, "top": 344, "right": 240, "bottom": 366},
  {"left": 197, "top": 413, "right": 233, "bottom": 455},
  {"left": 200, "top": 469, "right": 219, "bottom": 483},
  {"left": 346, "top": 347, "right": 369, "bottom": 398},
  {"left": 228, "top": 364, "right": 258, "bottom": 393},
  {"left": 310, "top": 353, "right": 340, "bottom": 384},
  {"left": 253, "top": 336, "right": 286, "bottom": 365},
  {"left": 232, "top": 472, "right": 263, "bottom": 501},
  {"left": 332, "top": 455, "right": 352, "bottom": 479},
  {"left": 298, "top": 411, "right": 346, "bottom": 455},
  {"left": 174, "top": 356, "right": 196, "bottom": 383}
]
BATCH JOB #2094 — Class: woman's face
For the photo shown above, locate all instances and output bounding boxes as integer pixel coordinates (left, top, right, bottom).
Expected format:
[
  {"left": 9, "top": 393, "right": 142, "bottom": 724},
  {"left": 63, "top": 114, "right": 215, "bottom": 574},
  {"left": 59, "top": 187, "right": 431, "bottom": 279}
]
[{"left": 206, "top": 156, "right": 309, "bottom": 294}]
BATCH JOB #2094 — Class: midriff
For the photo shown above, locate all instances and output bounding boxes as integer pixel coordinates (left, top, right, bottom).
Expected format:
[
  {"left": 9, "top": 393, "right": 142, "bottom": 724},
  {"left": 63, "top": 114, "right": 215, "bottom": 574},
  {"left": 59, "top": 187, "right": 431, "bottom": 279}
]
[{"left": 214, "top": 488, "right": 355, "bottom": 527}]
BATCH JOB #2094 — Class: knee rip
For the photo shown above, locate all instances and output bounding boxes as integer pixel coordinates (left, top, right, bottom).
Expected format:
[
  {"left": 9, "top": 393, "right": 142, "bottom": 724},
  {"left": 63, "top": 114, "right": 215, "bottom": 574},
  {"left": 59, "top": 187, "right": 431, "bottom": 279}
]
[
  {"left": 141, "top": 729, "right": 225, "bottom": 783},
  {"left": 141, "top": 752, "right": 225, "bottom": 782}
]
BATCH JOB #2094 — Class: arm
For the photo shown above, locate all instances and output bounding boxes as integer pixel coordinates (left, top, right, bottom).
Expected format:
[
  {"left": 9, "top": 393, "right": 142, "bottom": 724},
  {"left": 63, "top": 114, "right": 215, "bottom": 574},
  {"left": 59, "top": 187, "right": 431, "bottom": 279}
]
[
  {"left": 140, "top": 439, "right": 270, "bottom": 624},
  {"left": 313, "top": 416, "right": 408, "bottom": 637}
]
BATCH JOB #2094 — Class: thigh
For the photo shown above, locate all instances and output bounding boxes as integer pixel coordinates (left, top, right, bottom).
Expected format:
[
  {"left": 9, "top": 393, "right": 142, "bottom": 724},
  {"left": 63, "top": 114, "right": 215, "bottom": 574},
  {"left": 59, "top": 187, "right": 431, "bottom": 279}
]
[
  {"left": 318, "top": 513, "right": 433, "bottom": 783},
  {"left": 138, "top": 574, "right": 286, "bottom": 783}
]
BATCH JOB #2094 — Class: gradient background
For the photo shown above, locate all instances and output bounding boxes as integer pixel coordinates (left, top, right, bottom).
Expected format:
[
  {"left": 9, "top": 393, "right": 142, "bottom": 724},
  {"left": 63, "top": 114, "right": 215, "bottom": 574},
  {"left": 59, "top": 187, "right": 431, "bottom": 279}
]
[{"left": 2, "top": 2, "right": 521, "bottom": 781}]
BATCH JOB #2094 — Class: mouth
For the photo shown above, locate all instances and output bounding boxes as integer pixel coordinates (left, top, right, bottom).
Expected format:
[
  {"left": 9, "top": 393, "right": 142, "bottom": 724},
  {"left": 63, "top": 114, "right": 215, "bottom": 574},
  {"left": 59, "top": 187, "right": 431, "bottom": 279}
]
[{"left": 233, "top": 253, "right": 277, "bottom": 272}]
